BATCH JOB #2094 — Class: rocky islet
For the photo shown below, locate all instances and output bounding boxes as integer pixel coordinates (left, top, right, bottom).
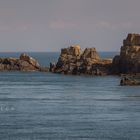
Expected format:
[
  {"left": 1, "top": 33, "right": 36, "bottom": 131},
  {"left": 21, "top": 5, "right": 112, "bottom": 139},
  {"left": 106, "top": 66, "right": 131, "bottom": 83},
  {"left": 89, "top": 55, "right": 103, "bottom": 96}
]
[
  {"left": 50, "top": 45, "right": 112, "bottom": 75},
  {"left": 0, "top": 53, "right": 48, "bottom": 72}
]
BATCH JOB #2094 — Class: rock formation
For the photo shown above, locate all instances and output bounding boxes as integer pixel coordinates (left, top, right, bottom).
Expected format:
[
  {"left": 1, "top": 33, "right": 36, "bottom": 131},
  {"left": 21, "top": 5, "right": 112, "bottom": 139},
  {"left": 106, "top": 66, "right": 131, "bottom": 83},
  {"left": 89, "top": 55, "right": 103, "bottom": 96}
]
[
  {"left": 112, "top": 34, "right": 140, "bottom": 74},
  {"left": 50, "top": 45, "right": 112, "bottom": 75},
  {"left": 0, "top": 53, "right": 48, "bottom": 72},
  {"left": 20, "top": 53, "right": 40, "bottom": 68},
  {"left": 120, "top": 76, "right": 140, "bottom": 86}
]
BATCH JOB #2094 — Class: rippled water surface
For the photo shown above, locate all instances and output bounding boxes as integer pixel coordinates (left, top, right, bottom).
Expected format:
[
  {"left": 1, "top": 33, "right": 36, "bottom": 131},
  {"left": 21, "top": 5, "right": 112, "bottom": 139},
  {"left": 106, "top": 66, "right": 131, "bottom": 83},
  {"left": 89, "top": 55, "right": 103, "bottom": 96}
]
[{"left": 0, "top": 52, "right": 140, "bottom": 140}]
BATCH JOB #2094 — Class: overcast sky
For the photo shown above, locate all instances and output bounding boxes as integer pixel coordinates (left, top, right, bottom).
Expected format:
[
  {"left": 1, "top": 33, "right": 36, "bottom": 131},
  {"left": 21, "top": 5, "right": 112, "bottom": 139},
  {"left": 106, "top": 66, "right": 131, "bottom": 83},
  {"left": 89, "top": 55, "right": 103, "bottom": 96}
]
[{"left": 0, "top": 0, "right": 140, "bottom": 52}]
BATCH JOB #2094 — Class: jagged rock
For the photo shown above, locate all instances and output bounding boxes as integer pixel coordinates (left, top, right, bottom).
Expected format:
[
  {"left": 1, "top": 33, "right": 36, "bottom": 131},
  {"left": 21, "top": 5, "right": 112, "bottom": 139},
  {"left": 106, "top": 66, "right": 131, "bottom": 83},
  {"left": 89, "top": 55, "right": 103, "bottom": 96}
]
[
  {"left": 18, "top": 60, "right": 37, "bottom": 71},
  {"left": 120, "top": 77, "right": 140, "bottom": 86},
  {"left": 61, "top": 45, "right": 81, "bottom": 57},
  {"left": 20, "top": 53, "right": 40, "bottom": 68},
  {"left": 81, "top": 48, "right": 100, "bottom": 61},
  {"left": 123, "top": 33, "right": 140, "bottom": 46},
  {"left": 112, "top": 33, "right": 140, "bottom": 74},
  {"left": 50, "top": 45, "right": 112, "bottom": 75},
  {"left": 50, "top": 62, "right": 56, "bottom": 72},
  {"left": 0, "top": 53, "right": 47, "bottom": 72}
]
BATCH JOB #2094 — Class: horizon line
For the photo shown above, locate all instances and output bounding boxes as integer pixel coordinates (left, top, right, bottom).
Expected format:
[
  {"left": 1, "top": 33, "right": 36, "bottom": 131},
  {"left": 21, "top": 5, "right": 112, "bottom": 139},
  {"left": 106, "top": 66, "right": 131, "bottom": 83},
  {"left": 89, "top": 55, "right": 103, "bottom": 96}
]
[{"left": 0, "top": 51, "right": 119, "bottom": 53}]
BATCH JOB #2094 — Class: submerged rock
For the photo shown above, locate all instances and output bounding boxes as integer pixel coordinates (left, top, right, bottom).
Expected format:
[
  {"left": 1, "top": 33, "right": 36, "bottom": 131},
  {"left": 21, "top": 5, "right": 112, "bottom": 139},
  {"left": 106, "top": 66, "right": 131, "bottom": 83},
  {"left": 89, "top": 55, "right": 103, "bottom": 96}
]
[
  {"left": 50, "top": 45, "right": 112, "bottom": 75},
  {"left": 120, "top": 76, "right": 140, "bottom": 86}
]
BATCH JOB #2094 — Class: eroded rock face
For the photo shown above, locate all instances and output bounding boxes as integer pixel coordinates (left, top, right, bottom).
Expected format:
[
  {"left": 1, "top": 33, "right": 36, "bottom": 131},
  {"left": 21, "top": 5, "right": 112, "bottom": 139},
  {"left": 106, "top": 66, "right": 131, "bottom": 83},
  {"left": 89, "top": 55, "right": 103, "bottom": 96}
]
[
  {"left": 112, "top": 34, "right": 140, "bottom": 74},
  {"left": 20, "top": 53, "right": 40, "bottom": 68},
  {"left": 81, "top": 48, "right": 100, "bottom": 61},
  {"left": 50, "top": 45, "right": 112, "bottom": 75},
  {"left": 123, "top": 34, "right": 140, "bottom": 46},
  {"left": 61, "top": 45, "right": 81, "bottom": 57},
  {"left": 0, "top": 53, "right": 48, "bottom": 72}
]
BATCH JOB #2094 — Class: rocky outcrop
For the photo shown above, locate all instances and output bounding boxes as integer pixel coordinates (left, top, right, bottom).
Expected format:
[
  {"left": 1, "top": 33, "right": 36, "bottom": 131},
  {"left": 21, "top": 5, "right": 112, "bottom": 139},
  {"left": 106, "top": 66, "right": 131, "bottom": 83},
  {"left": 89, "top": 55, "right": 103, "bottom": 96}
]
[
  {"left": 50, "top": 45, "right": 112, "bottom": 75},
  {"left": 112, "top": 34, "right": 140, "bottom": 74},
  {"left": 20, "top": 53, "right": 40, "bottom": 68},
  {"left": 120, "top": 76, "right": 140, "bottom": 86},
  {"left": 0, "top": 53, "right": 49, "bottom": 72},
  {"left": 81, "top": 48, "right": 100, "bottom": 61}
]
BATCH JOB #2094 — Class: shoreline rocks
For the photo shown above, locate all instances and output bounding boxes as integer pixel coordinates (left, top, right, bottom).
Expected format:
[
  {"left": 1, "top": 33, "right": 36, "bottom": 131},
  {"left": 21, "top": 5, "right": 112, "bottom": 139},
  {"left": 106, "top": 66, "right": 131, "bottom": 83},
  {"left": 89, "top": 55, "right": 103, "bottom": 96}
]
[{"left": 0, "top": 53, "right": 49, "bottom": 72}]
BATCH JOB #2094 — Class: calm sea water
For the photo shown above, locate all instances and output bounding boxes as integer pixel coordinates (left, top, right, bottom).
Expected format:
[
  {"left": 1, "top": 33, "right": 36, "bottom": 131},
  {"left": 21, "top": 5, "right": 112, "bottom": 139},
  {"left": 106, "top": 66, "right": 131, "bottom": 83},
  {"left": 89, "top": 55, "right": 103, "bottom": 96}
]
[{"left": 0, "top": 52, "right": 140, "bottom": 140}]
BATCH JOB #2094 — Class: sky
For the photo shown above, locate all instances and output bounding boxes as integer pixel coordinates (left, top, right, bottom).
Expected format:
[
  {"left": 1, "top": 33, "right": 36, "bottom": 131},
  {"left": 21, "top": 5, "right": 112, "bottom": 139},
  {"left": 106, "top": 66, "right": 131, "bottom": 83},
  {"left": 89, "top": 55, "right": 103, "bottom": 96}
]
[{"left": 0, "top": 0, "right": 140, "bottom": 52}]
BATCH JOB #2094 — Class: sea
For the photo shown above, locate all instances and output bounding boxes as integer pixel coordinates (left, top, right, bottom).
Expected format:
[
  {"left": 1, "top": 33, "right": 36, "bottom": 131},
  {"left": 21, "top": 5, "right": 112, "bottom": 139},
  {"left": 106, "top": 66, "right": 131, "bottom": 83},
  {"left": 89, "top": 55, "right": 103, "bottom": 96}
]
[{"left": 0, "top": 52, "right": 140, "bottom": 140}]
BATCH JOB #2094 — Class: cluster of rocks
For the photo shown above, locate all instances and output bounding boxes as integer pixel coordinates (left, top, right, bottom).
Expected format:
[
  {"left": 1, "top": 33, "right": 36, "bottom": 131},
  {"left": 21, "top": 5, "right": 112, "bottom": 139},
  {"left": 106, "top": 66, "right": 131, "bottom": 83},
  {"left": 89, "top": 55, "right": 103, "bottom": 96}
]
[
  {"left": 0, "top": 53, "right": 48, "bottom": 72},
  {"left": 112, "top": 33, "right": 140, "bottom": 74},
  {"left": 50, "top": 45, "right": 112, "bottom": 75},
  {"left": 1, "top": 33, "right": 140, "bottom": 86},
  {"left": 50, "top": 33, "right": 140, "bottom": 85}
]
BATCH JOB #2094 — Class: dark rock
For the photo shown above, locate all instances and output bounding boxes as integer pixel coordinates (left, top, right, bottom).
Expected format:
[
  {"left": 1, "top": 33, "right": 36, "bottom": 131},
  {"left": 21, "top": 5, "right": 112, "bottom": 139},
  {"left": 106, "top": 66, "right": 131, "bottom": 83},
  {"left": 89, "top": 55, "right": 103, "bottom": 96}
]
[
  {"left": 120, "top": 76, "right": 140, "bottom": 86},
  {"left": 50, "top": 62, "right": 56, "bottom": 72}
]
